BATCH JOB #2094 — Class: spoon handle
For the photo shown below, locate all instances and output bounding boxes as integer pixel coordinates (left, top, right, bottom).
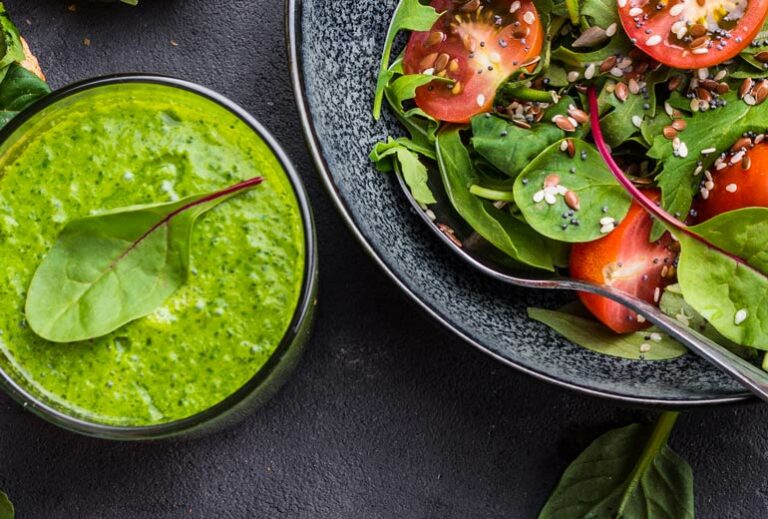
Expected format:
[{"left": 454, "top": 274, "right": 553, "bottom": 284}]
[{"left": 560, "top": 279, "right": 768, "bottom": 403}]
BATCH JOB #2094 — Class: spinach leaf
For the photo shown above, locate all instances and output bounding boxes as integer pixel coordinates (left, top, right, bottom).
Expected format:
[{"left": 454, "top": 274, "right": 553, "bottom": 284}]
[
  {"left": 25, "top": 177, "right": 263, "bottom": 343},
  {"left": 372, "top": 0, "right": 442, "bottom": 119},
  {"left": 581, "top": 0, "right": 620, "bottom": 27},
  {"left": 528, "top": 303, "right": 687, "bottom": 360},
  {"left": 551, "top": 33, "right": 631, "bottom": 69},
  {"left": 648, "top": 92, "right": 768, "bottom": 239},
  {"left": 514, "top": 139, "right": 631, "bottom": 242},
  {"left": 0, "top": 63, "right": 50, "bottom": 127},
  {"left": 539, "top": 413, "right": 694, "bottom": 519},
  {"left": 470, "top": 94, "right": 582, "bottom": 177},
  {"left": 436, "top": 126, "right": 556, "bottom": 270},
  {"left": 0, "top": 491, "right": 11, "bottom": 519},
  {"left": 676, "top": 208, "right": 768, "bottom": 350},
  {"left": 370, "top": 137, "right": 436, "bottom": 205},
  {"left": 598, "top": 70, "right": 666, "bottom": 148},
  {"left": 0, "top": 4, "right": 25, "bottom": 70},
  {"left": 659, "top": 285, "right": 759, "bottom": 361}
]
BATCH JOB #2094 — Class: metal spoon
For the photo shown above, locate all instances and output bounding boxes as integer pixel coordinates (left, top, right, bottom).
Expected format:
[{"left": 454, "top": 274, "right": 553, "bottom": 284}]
[{"left": 394, "top": 168, "right": 768, "bottom": 403}]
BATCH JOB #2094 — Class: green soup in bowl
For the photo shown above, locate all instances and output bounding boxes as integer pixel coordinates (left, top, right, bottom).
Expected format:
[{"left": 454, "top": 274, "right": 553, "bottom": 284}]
[{"left": 0, "top": 76, "right": 317, "bottom": 439}]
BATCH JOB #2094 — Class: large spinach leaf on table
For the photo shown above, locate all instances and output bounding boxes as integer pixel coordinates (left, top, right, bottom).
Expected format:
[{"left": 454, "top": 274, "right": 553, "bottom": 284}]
[
  {"left": 539, "top": 413, "right": 694, "bottom": 519},
  {"left": 0, "top": 63, "right": 50, "bottom": 127},
  {"left": 0, "top": 491, "right": 12, "bottom": 519}
]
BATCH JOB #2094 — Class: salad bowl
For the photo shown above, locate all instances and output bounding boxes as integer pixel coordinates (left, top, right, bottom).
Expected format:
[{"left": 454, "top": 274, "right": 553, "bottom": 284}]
[{"left": 288, "top": 0, "right": 753, "bottom": 406}]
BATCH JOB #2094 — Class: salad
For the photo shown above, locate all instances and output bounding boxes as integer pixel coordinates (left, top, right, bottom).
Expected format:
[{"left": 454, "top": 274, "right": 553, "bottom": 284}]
[{"left": 371, "top": 0, "right": 768, "bottom": 363}]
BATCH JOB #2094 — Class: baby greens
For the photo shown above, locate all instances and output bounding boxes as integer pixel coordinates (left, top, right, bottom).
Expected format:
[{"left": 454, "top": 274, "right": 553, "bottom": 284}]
[
  {"left": 0, "top": 492, "right": 11, "bottom": 519},
  {"left": 25, "top": 177, "right": 263, "bottom": 343},
  {"left": 372, "top": 0, "right": 442, "bottom": 120},
  {"left": 539, "top": 413, "right": 694, "bottom": 519}
]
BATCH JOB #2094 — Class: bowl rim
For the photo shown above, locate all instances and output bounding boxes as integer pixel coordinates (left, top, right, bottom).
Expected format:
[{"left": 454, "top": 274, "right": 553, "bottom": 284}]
[
  {"left": 0, "top": 74, "right": 319, "bottom": 438},
  {"left": 286, "top": 0, "right": 752, "bottom": 408}
]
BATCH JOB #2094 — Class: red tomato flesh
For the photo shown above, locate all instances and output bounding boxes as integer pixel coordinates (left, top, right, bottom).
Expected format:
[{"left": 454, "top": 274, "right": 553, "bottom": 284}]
[
  {"left": 697, "top": 141, "right": 768, "bottom": 220},
  {"left": 619, "top": 0, "right": 768, "bottom": 69},
  {"left": 403, "top": 0, "right": 543, "bottom": 123},
  {"left": 570, "top": 192, "right": 677, "bottom": 333}
]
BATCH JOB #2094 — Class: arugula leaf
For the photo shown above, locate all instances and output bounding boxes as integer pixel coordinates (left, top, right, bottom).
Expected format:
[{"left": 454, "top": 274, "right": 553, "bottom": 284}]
[
  {"left": 539, "top": 413, "right": 694, "bottom": 519},
  {"left": 370, "top": 137, "right": 436, "bottom": 205},
  {"left": 528, "top": 303, "right": 687, "bottom": 360},
  {"left": 373, "top": 0, "right": 442, "bottom": 119},
  {"left": 676, "top": 207, "right": 768, "bottom": 350},
  {"left": 659, "top": 284, "right": 759, "bottom": 361},
  {"left": 0, "top": 63, "right": 50, "bottom": 127},
  {"left": 648, "top": 92, "right": 768, "bottom": 239},
  {"left": 514, "top": 139, "right": 632, "bottom": 242},
  {"left": 0, "top": 491, "right": 12, "bottom": 519},
  {"left": 436, "top": 126, "right": 556, "bottom": 270},
  {"left": 25, "top": 177, "right": 263, "bottom": 343}
]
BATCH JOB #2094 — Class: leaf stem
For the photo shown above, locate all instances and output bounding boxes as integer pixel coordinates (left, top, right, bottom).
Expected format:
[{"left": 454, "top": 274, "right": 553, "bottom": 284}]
[
  {"left": 505, "top": 86, "right": 553, "bottom": 103},
  {"left": 469, "top": 184, "right": 516, "bottom": 201},
  {"left": 616, "top": 412, "right": 679, "bottom": 515},
  {"left": 565, "top": 0, "right": 580, "bottom": 25}
]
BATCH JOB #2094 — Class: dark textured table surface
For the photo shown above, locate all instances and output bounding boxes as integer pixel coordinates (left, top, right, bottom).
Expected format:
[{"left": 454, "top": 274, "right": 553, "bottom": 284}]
[{"left": 1, "top": 1, "right": 767, "bottom": 518}]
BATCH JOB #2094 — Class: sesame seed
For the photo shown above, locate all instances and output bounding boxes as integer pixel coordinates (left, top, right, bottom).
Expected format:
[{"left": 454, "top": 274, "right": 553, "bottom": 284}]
[
  {"left": 640, "top": 343, "right": 651, "bottom": 353},
  {"left": 545, "top": 193, "right": 557, "bottom": 205},
  {"left": 701, "top": 147, "right": 716, "bottom": 155},
  {"left": 653, "top": 287, "right": 660, "bottom": 303},
  {"left": 618, "top": 0, "right": 627, "bottom": 7},
  {"left": 726, "top": 183, "right": 738, "bottom": 192},
  {"left": 700, "top": 187, "right": 710, "bottom": 199},
  {"left": 567, "top": 70, "right": 580, "bottom": 82},
  {"left": 423, "top": 68, "right": 435, "bottom": 75},
  {"left": 735, "top": 308, "right": 748, "bottom": 325},
  {"left": 610, "top": 67, "right": 624, "bottom": 77},
  {"left": 629, "top": 7, "right": 643, "bottom": 16},
  {"left": 632, "top": 115, "right": 643, "bottom": 128},
  {"left": 637, "top": 314, "right": 646, "bottom": 323},
  {"left": 510, "top": 0, "right": 521, "bottom": 12},
  {"left": 600, "top": 224, "right": 615, "bottom": 234},
  {"left": 664, "top": 101, "right": 674, "bottom": 116},
  {"left": 476, "top": 94, "right": 486, "bottom": 106},
  {"left": 606, "top": 23, "right": 618, "bottom": 37},
  {"left": 599, "top": 216, "right": 616, "bottom": 226},
  {"left": 650, "top": 332, "right": 663, "bottom": 342},
  {"left": 692, "top": 47, "right": 709, "bottom": 55},
  {"left": 585, "top": 62, "right": 596, "bottom": 79},
  {"left": 560, "top": 140, "right": 569, "bottom": 152},
  {"left": 533, "top": 190, "right": 545, "bottom": 203},
  {"left": 678, "top": 142, "right": 689, "bottom": 157},
  {"left": 697, "top": 68, "right": 709, "bottom": 80},
  {"left": 523, "top": 11, "right": 535, "bottom": 24},
  {"left": 670, "top": 3, "right": 684, "bottom": 15},
  {"left": 646, "top": 35, "right": 662, "bottom": 46}
]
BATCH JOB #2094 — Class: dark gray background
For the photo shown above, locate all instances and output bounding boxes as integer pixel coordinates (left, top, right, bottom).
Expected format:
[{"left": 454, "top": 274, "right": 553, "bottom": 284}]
[{"left": 0, "top": 1, "right": 766, "bottom": 517}]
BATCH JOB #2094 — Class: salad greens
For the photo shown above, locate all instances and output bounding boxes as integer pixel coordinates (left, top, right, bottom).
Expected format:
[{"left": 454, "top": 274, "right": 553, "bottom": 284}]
[
  {"left": 25, "top": 177, "right": 263, "bottom": 343},
  {"left": 371, "top": 0, "right": 768, "bottom": 368},
  {"left": 0, "top": 492, "right": 11, "bottom": 519},
  {"left": 539, "top": 413, "right": 694, "bottom": 519}
]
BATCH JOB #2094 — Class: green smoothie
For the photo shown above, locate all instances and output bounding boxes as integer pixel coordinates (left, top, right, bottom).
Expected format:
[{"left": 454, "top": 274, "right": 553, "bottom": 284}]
[{"left": 0, "top": 83, "right": 306, "bottom": 426}]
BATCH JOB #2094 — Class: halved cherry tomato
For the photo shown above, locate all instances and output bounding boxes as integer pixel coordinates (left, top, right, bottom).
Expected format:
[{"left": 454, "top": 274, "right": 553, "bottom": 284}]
[
  {"left": 619, "top": 0, "right": 768, "bottom": 69},
  {"left": 697, "top": 140, "right": 768, "bottom": 220},
  {"left": 570, "top": 191, "right": 677, "bottom": 333},
  {"left": 403, "top": 0, "right": 543, "bottom": 123}
]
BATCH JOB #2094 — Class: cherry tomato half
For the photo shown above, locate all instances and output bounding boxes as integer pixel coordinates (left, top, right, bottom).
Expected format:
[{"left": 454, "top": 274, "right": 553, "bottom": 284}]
[
  {"left": 619, "top": 0, "right": 768, "bottom": 69},
  {"left": 697, "top": 140, "right": 768, "bottom": 220},
  {"left": 403, "top": 0, "right": 543, "bottom": 123},
  {"left": 570, "top": 192, "right": 677, "bottom": 333}
]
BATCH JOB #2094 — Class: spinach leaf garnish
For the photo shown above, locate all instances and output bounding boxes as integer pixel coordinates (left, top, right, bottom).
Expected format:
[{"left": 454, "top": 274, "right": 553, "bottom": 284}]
[
  {"left": 436, "top": 126, "right": 557, "bottom": 270},
  {"left": 0, "top": 63, "right": 49, "bottom": 126},
  {"left": 539, "top": 413, "right": 694, "bottom": 519},
  {"left": 0, "top": 491, "right": 12, "bottom": 519},
  {"left": 528, "top": 303, "right": 686, "bottom": 360},
  {"left": 25, "top": 177, "right": 264, "bottom": 343},
  {"left": 372, "top": 0, "right": 442, "bottom": 120},
  {"left": 370, "top": 137, "right": 436, "bottom": 205},
  {"left": 514, "top": 139, "right": 631, "bottom": 243}
]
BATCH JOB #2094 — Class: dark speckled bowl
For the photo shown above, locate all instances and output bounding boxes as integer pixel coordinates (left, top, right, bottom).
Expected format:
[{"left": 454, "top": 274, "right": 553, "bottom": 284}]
[{"left": 287, "top": 0, "right": 751, "bottom": 406}]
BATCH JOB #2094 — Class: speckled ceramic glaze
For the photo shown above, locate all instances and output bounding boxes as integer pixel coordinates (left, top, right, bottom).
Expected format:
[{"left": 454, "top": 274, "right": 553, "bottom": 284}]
[{"left": 288, "top": 0, "right": 751, "bottom": 405}]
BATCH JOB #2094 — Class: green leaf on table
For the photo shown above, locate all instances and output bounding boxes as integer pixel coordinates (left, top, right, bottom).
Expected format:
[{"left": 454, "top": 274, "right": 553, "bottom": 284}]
[
  {"left": 0, "top": 491, "right": 12, "bottom": 519},
  {"left": 0, "top": 3, "right": 25, "bottom": 69},
  {"left": 528, "top": 303, "right": 687, "bottom": 360},
  {"left": 648, "top": 92, "right": 768, "bottom": 239},
  {"left": 25, "top": 177, "right": 263, "bottom": 343},
  {"left": 0, "top": 63, "right": 50, "bottom": 127},
  {"left": 659, "top": 284, "right": 759, "bottom": 361},
  {"left": 436, "top": 125, "right": 556, "bottom": 270},
  {"left": 514, "top": 138, "right": 632, "bottom": 243},
  {"left": 539, "top": 413, "right": 694, "bottom": 519},
  {"left": 373, "top": 0, "right": 443, "bottom": 119},
  {"left": 370, "top": 137, "right": 436, "bottom": 205},
  {"left": 676, "top": 207, "right": 768, "bottom": 350}
]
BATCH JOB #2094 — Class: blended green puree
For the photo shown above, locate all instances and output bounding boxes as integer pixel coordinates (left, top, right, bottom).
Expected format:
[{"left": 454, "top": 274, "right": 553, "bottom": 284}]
[{"left": 0, "top": 83, "right": 305, "bottom": 426}]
